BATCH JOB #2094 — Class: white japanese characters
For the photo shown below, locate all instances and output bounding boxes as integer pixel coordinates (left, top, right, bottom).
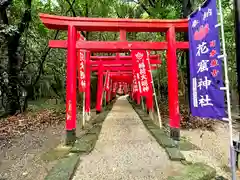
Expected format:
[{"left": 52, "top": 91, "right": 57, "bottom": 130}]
[
  {"left": 135, "top": 53, "right": 149, "bottom": 93},
  {"left": 197, "top": 60, "right": 209, "bottom": 73},
  {"left": 198, "top": 76, "right": 211, "bottom": 90},
  {"left": 203, "top": 8, "right": 212, "bottom": 21},
  {"left": 192, "top": 20, "right": 199, "bottom": 28},
  {"left": 199, "top": 95, "right": 213, "bottom": 107},
  {"left": 135, "top": 52, "right": 144, "bottom": 62},
  {"left": 79, "top": 51, "right": 86, "bottom": 90},
  {"left": 132, "top": 72, "right": 138, "bottom": 93},
  {"left": 196, "top": 42, "right": 209, "bottom": 56}
]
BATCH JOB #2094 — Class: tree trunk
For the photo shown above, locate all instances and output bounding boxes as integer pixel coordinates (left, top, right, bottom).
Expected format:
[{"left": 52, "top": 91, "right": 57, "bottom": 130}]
[
  {"left": 5, "top": 0, "right": 32, "bottom": 115},
  {"left": 6, "top": 38, "right": 21, "bottom": 115}
]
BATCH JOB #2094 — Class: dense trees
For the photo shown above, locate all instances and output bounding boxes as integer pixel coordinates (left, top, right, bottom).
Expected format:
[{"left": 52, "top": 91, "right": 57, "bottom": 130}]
[{"left": 0, "top": 0, "right": 238, "bottom": 116}]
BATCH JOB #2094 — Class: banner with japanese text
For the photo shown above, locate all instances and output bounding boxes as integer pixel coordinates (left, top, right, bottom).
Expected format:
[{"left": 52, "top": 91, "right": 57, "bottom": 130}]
[
  {"left": 131, "top": 50, "right": 151, "bottom": 97},
  {"left": 77, "top": 50, "right": 86, "bottom": 92},
  {"left": 188, "top": 0, "right": 226, "bottom": 119}
]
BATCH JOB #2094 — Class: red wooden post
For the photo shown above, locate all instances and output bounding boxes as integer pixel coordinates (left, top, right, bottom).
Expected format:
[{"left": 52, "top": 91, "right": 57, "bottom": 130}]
[
  {"left": 66, "top": 25, "right": 77, "bottom": 145},
  {"left": 166, "top": 27, "right": 180, "bottom": 141},
  {"left": 146, "top": 51, "right": 154, "bottom": 112},
  {"left": 116, "top": 30, "right": 127, "bottom": 60},
  {"left": 109, "top": 79, "right": 112, "bottom": 102},
  {"left": 113, "top": 81, "right": 117, "bottom": 99},
  {"left": 106, "top": 79, "right": 112, "bottom": 104},
  {"left": 96, "top": 62, "right": 104, "bottom": 113},
  {"left": 120, "top": 29, "right": 127, "bottom": 41},
  {"left": 76, "top": 33, "right": 81, "bottom": 93},
  {"left": 85, "top": 51, "right": 91, "bottom": 115}
]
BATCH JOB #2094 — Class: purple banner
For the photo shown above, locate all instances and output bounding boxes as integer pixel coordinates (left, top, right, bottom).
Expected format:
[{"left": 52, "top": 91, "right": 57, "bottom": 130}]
[{"left": 189, "top": 0, "right": 226, "bottom": 119}]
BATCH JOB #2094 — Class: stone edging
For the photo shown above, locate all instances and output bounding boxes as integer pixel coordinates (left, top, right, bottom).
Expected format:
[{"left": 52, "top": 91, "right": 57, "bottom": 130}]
[
  {"left": 127, "top": 97, "right": 217, "bottom": 180},
  {"left": 127, "top": 97, "right": 185, "bottom": 161},
  {"left": 44, "top": 99, "right": 117, "bottom": 180}
]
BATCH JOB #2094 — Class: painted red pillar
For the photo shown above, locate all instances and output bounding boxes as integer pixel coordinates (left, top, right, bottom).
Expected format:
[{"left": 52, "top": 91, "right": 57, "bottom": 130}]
[
  {"left": 85, "top": 51, "right": 91, "bottom": 114},
  {"left": 105, "top": 75, "right": 108, "bottom": 104},
  {"left": 112, "top": 82, "right": 116, "bottom": 100},
  {"left": 166, "top": 27, "right": 180, "bottom": 141},
  {"left": 76, "top": 33, "right": 80, "bottom": 93},
  {"left": 96, "top": 62, "right": 104, "bottom": 113},
  {"left": 109, "top": 89, "right": 111, "bottom": 101},
  {"left": 120, "top": 29, "right": 126, "bottom": 41},
  {"left": 111, "top": 82, "right": 114, "bottom": 100},
  {"left": 106, "top": 79, "right": 112, "bottom": 103},
  {"left": 66, "top": 25, "right": 77, "bottom": 145}
]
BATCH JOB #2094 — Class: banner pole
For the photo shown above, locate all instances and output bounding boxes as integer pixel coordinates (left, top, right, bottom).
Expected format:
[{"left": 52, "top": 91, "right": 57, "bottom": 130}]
[
  {"left": 147, "top": 51, "right": 162, "bottom": 128},
  {"left": 218, "top": 0, "right": 236, "bottom": 179},
  {"left": 82, "top": 92, "right": 85, "bottom": 128}
]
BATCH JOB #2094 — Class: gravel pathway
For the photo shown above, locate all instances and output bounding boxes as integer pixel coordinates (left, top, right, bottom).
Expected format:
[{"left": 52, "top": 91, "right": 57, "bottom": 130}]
[{"left": 72, "top": 96, "right": 183, "bottom": 180}]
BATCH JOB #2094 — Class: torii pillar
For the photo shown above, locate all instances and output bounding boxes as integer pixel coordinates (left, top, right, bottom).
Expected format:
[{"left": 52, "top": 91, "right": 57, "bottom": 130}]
[
  {"left": 96, "top": 62, "right": 104, "bottom": 113},
  {"left": 106, "top": 79, "right": 112, "bottom": 104},
  {"left": 65, "top": 25, "right": 77, "bottom": 145},
  {"left": 167, "top": 27, "right": 180, "bottom": 141},
  {"left": 85, "top": 51, "right": 91, "bottom": 120}
]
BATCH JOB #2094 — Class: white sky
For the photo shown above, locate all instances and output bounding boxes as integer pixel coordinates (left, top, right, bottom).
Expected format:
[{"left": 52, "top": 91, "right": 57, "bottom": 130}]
[{"left": 40, "top": 0, "right": 59, "bottom": 6}]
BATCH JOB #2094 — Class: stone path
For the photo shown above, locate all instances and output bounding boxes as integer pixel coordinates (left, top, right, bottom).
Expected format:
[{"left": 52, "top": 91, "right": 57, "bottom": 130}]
[{"left": 72, "top": 96, "right": 183, "bottom": 180}]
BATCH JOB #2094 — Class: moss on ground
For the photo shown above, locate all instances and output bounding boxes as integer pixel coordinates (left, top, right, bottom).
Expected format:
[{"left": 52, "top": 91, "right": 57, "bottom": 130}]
[
  {"left": 167, "top": 162, "right": 216, "bottom": 180},
  {"left": 44, "top": 153, "right": 80, "bottom": 180},
  {"left": 43, "top": 99, "right": 116, "bottom": 180},
  {"left": 41, "top": 145, "right": 72, "bottom": 162}
]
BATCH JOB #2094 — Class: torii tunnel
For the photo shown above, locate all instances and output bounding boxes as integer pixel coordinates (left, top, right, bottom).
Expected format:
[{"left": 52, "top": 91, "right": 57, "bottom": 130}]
[{"left": 39, "top": 13, "right": 189, "bottom": 145}]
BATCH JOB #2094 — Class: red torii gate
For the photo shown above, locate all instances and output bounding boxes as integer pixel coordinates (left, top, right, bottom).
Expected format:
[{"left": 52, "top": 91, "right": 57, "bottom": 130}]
[
  {"left": 91, "top": 56, "right": 160, "bottom": 112},
  {"left": 88, "top": 55, "right": 160, "bottom": 113},
  {"left": 104, "top": 74, "right": 133, "bottom": 104},
  {"left": 39, "top": 13, "right": 189, "bottom": 144},
  {"left": 91, "top": 64, "right": 158, "bottom": 113}
]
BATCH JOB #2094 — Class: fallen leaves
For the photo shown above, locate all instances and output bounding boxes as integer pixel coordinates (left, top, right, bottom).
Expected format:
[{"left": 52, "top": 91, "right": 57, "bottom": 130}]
[
  {"left": 0, "top": 109, "right": 65, "bottom": 143},
  {"left": 180, "top": 103, "right": 215, "bottom": 131},
  {"left": 158, "top": 98, "right": 215, "bottom": 131}
]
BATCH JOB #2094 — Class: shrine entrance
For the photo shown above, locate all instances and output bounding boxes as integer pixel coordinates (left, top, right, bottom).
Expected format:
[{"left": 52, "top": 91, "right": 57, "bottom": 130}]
[{"left": 39, "top": 13, "right": 189, "bottom": 145}]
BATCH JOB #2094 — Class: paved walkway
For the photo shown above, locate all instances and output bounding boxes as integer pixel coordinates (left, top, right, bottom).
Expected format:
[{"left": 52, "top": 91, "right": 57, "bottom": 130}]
[{"left": 72, "top": 96, "right": 183, "bottom": 180}]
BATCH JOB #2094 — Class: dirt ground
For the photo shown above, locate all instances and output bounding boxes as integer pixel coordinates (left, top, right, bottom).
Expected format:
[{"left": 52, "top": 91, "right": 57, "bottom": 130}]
[
  {"left": 0, "top": 99, "right": 97, "bottom": 180},
  {"left": 0, "top": 121, "right": 65, "bottom": 180},
  {"left": 181, "top": 119, "right": 240, "bottom": 180},
  {"left": 1, "top": 97, "right": 239, "bottom": 180}
]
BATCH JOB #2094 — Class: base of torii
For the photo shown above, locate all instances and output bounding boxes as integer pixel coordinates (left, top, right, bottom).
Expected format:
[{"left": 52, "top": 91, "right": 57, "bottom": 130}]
[
  {"left": 66, "top": 129, "right": 76, "bottom": 146},
  {"left": 170, "top": 127, "right": 180, "bottom": 141}
]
